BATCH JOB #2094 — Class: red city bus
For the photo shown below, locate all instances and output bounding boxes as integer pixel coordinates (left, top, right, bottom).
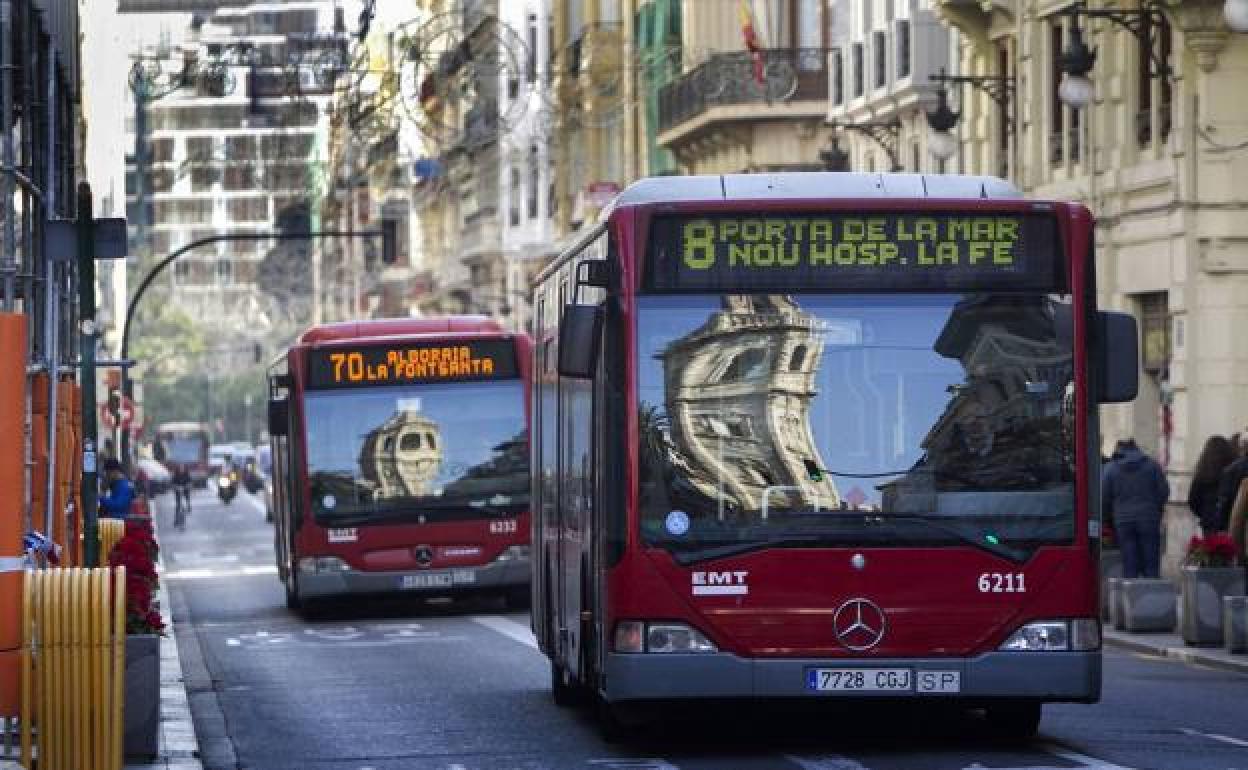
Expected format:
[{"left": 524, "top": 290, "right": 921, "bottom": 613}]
[
  {"left": 155, "top": 421, "right": 212, "bottom": 487},
  {"left": 531, "top": 173, "right": 1139, "bottom": 738},
  {"left": 267, "top": 317, "right": 532, "bottom": 611}
]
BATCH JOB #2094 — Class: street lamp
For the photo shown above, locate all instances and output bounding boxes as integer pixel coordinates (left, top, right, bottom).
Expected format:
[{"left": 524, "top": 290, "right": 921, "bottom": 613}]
[
  {"left": 924, "top": 87, "right": 960, "bottom": 163},
  {"left": 1055, "top": 1, "right": 1172, "bottom": 110},
  {"left": 819, "top": 135, "right": 850, "bottom": 171},
  {"left": 825, "top": 119, "right": 903, "bottom": 172}
]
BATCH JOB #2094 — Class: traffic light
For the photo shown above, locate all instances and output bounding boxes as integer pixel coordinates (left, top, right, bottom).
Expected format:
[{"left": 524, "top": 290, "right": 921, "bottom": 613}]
[{"left": 381, "top": 218, "right": 398, "bottom": 265}]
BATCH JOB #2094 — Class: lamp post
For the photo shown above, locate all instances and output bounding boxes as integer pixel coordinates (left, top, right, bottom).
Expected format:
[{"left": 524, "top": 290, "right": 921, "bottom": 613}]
[
  {"left": 925, "top": 68, "right": 1015, "bottom": 168},
  {"left": 1054, "top": 1, "right": 1173, "bottom": 110},
  {"left": 825, "top": 119, "right": 903, "bottom": 172}
]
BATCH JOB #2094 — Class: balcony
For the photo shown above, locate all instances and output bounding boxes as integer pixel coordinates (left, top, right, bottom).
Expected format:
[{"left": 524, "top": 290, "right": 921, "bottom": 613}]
[{"left": 657, "top": 48, "right": 828, "bottom": 137}]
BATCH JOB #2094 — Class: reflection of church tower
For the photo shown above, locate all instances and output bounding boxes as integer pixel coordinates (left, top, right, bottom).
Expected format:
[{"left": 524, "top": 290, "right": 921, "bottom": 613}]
[
  {"left": 660, "top": 295, "right": 840, "bottom": 513},
  {"left": 359, "top": 408, "right": 443, "bottom": 498}
]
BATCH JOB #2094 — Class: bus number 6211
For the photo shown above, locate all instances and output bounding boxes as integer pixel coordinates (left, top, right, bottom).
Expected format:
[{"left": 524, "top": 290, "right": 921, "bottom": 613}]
[{"left": 978, "top": 573, "right": 1026, "bottom": 593}]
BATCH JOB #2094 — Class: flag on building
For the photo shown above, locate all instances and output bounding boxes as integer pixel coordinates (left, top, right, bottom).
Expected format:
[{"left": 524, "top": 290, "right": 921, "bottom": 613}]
[{"left": 738, "top": 0, "right": 765, "bottom": 85}]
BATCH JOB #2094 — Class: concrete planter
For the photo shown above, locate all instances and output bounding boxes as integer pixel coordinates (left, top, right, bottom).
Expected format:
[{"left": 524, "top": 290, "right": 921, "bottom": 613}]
[
  {"left": 1101, "top": 550, "right": 1123, "bottom": 622},
  {"left": 124, "top": 633, "right": 160, "bottom": 759},
  {"left": 1107, "top": 577, "right": 1125, "bottom": 630},
  {"left": 1225, "top": 595, "right": 1248, "bottom": 654},
  {"left": 1179, "top": 566, "right": 1246, "bottom": 646},
  {"left": 1119, "top": 578, "right": 1177, "bottom": 633}
]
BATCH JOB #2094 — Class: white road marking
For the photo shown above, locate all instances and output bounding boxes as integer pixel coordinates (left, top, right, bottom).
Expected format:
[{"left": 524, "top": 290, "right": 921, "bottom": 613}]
[
  {"left": 1179, "top": 727, "right": 1248, "bottom": 748},
  {"left": 587, "top": 761, "right": 679, "bottom": 769},
  {"left": 785, "top": 754, "right": 871, "bottom": 769},
  {"left": 473, "top": 615, "right": 539, "bottom": 649},
  {"left": 1040, "top": 743, "right": 1136, "bottom": 769},
  {"left": 162, "top": 564, "right": 278, "bottom": 579}
]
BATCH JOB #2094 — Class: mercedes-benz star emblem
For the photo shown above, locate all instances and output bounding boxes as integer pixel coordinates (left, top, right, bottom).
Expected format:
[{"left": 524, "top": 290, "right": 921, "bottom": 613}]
[
  {"left": 413, "top": 546, "right": 434, "bottom": 567},
  {"left": 832, "top": 598, "right": 887, "bottom": 651}
]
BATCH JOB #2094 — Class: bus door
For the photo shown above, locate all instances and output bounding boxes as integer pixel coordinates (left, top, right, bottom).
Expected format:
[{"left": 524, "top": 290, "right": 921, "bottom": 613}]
[{"left": 556, "top": 256, "right": 608, "bottom": 681}]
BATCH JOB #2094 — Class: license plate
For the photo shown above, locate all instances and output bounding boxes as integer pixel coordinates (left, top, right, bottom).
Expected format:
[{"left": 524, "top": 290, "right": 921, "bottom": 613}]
[
  {"left": 400, "top": 572, "right": 453, "bottom": 589},
  {"left": 807, "top": 668, "right": 913, "bottom": 692}
]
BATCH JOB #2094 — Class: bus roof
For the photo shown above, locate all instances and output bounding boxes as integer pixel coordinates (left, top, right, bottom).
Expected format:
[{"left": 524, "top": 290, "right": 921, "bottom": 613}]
[
  {"left": 296, "top": 316, "right": 505, "bottom": 346},
  {"left": 609, "top": 172, "right": 1022, "bottom": 210}
]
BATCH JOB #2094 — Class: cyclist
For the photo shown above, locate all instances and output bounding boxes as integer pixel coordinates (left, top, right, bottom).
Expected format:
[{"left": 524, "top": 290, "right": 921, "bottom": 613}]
[{"left": 172, "top": 462, "right": 192, "bottom": 530}]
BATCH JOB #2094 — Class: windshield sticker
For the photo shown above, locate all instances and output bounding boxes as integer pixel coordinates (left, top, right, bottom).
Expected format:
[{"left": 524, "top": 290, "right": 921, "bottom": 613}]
[
  {"left": 327, "top": 527, "right": 356, "bottom": 543},
  {"left": 665, "top": 511, "right": 691, "bottom": 536},
  {"left": 692, "top": 570, "right": 749, "bottom": 596}
]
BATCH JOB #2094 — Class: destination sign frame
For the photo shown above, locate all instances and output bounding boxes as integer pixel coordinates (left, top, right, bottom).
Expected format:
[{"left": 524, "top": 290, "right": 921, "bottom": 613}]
[
  {"left": 644, "top": 212, "right": 1065, "bottom": 293},
  {"left": 306, "top": 338, "right": 519, "bottom": 389}
]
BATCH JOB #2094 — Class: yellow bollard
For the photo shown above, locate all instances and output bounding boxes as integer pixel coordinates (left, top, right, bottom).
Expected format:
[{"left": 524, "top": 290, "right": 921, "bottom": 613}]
[{"left": 19, "top": 567, "right": 127, "bottom": 770}]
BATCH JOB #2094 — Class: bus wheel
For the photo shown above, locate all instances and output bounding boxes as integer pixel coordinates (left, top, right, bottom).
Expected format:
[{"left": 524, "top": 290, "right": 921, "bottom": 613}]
[
  {"left": 985, "top": 701, "right": 1042, "bottom": 741},
  {"left": 284, "top": 570, "right": 302, "bottom": 611},
  {"left": 550, "top": 664, "right": 582, "bottom": 707},
  {"left": 596, "top": 698, "right": 644, "bottom": 744},
  {"left": 503, "top": 586, "right": 530, "bottom": 610}
]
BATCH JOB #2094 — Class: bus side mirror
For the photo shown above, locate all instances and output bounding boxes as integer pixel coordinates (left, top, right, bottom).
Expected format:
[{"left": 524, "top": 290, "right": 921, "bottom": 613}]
[
  {"left": 558, "top": 304, "right": 602, "bottom": 379},
  {"left": 268, "top": 398, "right": 289, "bottom": 437},
  {"left": 1097, "top": 311, "right": 1139, "bottom": 404}
]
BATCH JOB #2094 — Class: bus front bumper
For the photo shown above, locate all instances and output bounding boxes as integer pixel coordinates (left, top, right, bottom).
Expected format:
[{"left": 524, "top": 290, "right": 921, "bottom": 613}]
[
  {"left": 602, "top": 651, "right": 1100, "bottom": 704},
  {"left": 297, "top": 560, "right": 530, "bottom": 599}
]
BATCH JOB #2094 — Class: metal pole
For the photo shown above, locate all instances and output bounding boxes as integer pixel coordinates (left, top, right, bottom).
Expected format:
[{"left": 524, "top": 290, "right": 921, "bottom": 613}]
[
  {"left": 1, "top": 0, "right": 17, "bottom": 310},
  {"left": 78, "top": 183, "right": 100, "bottom": 566},
  {"left": 42, "top": 55, "right": 59, "bottom": 541}
]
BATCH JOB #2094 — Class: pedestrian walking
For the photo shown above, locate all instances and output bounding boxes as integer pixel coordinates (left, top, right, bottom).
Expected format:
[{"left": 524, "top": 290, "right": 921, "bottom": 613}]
[
  {"left": 1215, "top": 432, "right": 1248, "bottom": 535},
  {"left": 1102, "top": 438, "right": 1170, "bottom": 579},
  {"left": 1187, "top": 435, "right": 1235, "bottom": 534}
]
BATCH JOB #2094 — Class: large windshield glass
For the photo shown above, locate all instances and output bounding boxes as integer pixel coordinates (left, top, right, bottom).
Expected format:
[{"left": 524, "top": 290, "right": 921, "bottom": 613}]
[
  {"left": 637, "top": 294, "right": 1075, "bottom": 562},
  {"left": 304, "top": 380, "right": 528, "bottom": 523},
  {"left": 163, "top": 436, "right": 204, "bottom": 464}
]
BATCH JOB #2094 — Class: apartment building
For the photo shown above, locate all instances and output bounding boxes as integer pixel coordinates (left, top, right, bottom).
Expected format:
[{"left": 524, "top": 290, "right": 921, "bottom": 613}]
[
  {"left": 933, "top": 0, "right": 1248, "bottom": 488},
  {"left": 125, "top": 1, "right": 344, "bottom": 336}
]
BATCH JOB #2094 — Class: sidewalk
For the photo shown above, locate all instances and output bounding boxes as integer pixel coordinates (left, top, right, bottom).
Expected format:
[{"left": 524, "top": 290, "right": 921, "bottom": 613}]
[
  {"left": 1103, "top": 628, "right": 1248, "bottom": 676},
  {"left": 126, "top": 502, "right": 203, "bottom": 770}
]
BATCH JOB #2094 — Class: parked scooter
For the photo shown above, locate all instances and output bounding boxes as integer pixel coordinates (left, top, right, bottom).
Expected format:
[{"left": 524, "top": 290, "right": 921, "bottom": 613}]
[{"left": 217, "top": 468, "right": 239, "bottom": 505}]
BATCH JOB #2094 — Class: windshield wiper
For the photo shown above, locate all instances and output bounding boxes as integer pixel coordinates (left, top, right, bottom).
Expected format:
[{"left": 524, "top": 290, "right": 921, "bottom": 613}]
[
  {"left": 672, "top": 536, "right": 828, "bottom": 566},
  {"left": 859, "top": 512, "right": 1030, "bottom": 564}
]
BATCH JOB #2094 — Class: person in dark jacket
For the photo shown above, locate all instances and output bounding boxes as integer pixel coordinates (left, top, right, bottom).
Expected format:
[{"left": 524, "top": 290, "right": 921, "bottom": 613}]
[
  {"left": 1188, "top": 435, "right": 1235, "bottom": 534},
  {"left": 1215, "top": 434, "right": 1248, "bottom": 535},
  {"left": 1102, "top": 439, "right": 1170, "bottom": 578},
  {"left": 99, "top": 459, "right": 135, "bottom": 519}
]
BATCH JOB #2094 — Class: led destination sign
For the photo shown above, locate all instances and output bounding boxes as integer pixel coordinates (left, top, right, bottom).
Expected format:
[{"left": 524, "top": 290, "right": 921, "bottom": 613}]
[
  {"left": 306, "top": 339, "right": 518, "bottom": 389},
  {"left": 645, "top": 212, "right": 1063, "bottom": 292}
]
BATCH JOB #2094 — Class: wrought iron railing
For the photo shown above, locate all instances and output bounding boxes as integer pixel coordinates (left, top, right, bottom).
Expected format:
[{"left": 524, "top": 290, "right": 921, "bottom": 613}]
[{"left": 657, "top": 48, "right": 829, "bottom": 134}]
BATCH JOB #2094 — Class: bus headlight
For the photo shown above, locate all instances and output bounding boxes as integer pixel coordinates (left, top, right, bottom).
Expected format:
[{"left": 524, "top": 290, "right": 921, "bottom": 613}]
[
  {"left": 494, "top": 545, "right": 530, "bottom": 562},
  {"left": 999, "top": 619, "right": 1099, "bottom": 651},
  {"left": 613, "top": 621, "right": 718, "bottom": 654},
  {"left": 297, "top": 556, "right": 350, "bottom": 574}
]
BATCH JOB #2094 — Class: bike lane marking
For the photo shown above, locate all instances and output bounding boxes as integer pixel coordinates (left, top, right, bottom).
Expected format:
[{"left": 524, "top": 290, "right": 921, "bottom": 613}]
[{"left": 1177, "top": 727, "right": 1248, "bottom": 748}]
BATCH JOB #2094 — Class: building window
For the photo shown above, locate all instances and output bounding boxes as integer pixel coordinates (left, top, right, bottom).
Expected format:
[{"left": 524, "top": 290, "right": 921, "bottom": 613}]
[
  {"left": 1137, "top": 12, "right": 1173, "bottom": 146},
  {"left": 527, "top": 12, "right": 538, "bottom": 83},
  {"left": 873, "top": 30, "right": 887, "bottom": 88},
  {"left": 509, "top": 166, "right": 521, "bottom": 227},
  {"left": 896, "top": 20, "right": 911, "bottom": 80},
  {"left": 527, "top": 146, "right": 540, "bottom": 219},
  {"left": 911, "top": 141, "right": 921, "bottom": 173},
  {"left": 1049, "top": 24, "right": 1064, "bottom": 165},
  {"left": 852, "top": 43, "right": 864, "bottom": 97},
  {"left": 1138, "top": 292, "right": 1169, "bottom": 373},
  {"left": 216, "top": 258, "right": 233, "bottom": 286},
  {"left": 831, "top": 49, "right": 844, "bottom": 105},
  {"left": 174, "top": 258, "right": 192, "bottom": 285},
  {"left": 998, "top": 40, "right": 1013, "bottom": 179}
]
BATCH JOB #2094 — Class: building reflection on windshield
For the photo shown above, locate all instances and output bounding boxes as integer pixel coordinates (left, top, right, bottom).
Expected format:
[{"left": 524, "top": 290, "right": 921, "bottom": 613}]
[{"left": 358, "top": 407, "right": 443, "bottom": 500}]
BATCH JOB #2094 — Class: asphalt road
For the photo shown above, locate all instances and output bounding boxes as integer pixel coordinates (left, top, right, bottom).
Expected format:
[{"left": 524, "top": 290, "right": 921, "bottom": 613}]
[{"left": 155, "top": 487, "right": 1248, "bottom": 770}]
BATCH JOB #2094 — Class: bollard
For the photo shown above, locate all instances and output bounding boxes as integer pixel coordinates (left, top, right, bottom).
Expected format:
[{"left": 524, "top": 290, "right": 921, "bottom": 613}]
[
  {"left": 0, "top": 313, "right": 29, "bottom": 720},
  {"left": 20, "top": 567, "right": 126, "bottom": 770},
  {"left": 98, "top": 519, "right": 125, "bottom": 566}
]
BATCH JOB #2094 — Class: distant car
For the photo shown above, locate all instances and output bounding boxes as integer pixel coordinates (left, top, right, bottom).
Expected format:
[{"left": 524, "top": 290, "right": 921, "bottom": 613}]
[{"left": 135, "top": 457, "right": 171, "bottom": 496}]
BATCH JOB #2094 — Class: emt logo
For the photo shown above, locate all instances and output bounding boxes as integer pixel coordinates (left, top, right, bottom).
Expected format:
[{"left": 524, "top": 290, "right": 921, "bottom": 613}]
[{"left": 691, "top": 570, "right": 749, "bottom": 596}]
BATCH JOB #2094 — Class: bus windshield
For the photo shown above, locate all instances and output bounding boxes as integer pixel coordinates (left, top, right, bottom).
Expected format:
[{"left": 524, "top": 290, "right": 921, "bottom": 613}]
[
  {"left": 637, "top": 293, "right": 1075, "bottom": 563},
  {"left": 304, "top": 380, "right": 528, "bottom": 523},
  {"left": 162, "top": 435, "right": 205, "bottom": 464}
]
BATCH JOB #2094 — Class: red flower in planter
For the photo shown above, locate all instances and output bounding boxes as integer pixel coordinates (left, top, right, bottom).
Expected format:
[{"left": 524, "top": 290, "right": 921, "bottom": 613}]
[
  {"left": 1185, "top": 533, "right": 1238, "bottom": 568},
  {"left": 108, "top": 522, "right": 165, "bottom": 636}
]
